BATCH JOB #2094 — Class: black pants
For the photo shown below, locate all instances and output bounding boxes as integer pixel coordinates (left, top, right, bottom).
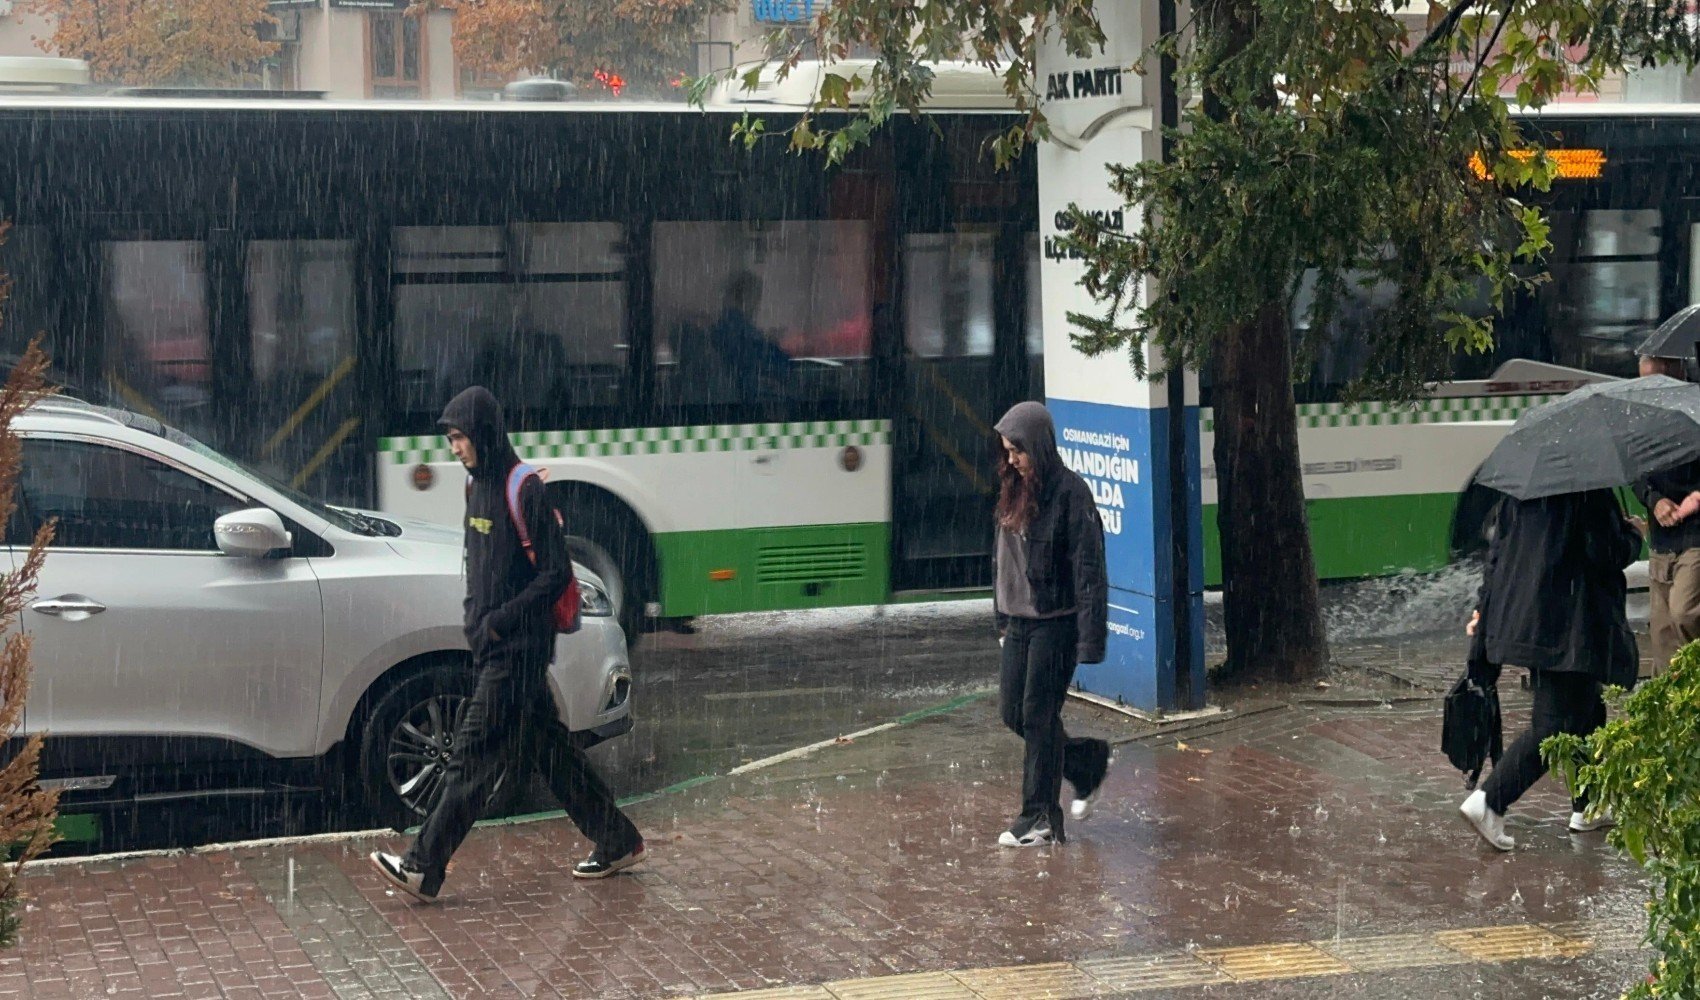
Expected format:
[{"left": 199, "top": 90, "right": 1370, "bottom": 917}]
[
  {"left": 999, "top": 616, "right": 1111, "bottom": 838},
  {"left": 1482, "top": 670, "right": 1606, "bottom": 816},
  {"left": 405, "top": 643, "right": 641, "bottom": 875}
]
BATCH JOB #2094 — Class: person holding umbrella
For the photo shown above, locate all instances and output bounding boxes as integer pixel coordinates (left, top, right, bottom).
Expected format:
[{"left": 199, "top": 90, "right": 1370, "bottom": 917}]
[{"left": 1458, "top": 375, "right": 1700, "bottom": 849}]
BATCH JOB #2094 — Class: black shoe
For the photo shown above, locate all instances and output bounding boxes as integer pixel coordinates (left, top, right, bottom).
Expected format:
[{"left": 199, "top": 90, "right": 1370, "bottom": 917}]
[
  {"left": 573, "top": 840, "right": 646, "bottom": 879},
  {"left": 370, "top": 851, "right": 443, "bottom": 903},
  {"left": 997, "top": 818, "right": 1056, "bottom": 848}
]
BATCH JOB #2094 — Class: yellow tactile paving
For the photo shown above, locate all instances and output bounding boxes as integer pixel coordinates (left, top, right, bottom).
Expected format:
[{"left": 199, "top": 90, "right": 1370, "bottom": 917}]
[
  {"left": 697, "top": 988, "right": 832, "bottom": 1000},
  {"left": 950, "top": 961, "right": 1110, "bottom": 999},
  {"left": 1314, "top": 932, "right": 1475, "bottom": 971},
  {"left": 1194, "top": 942, "right": 1353, "bottom": 981},
  {"left": 691, "top": 919, "right": 1645, "bottom": 997},
  {"left": 1544, "top": 918, "right": 1650, "bottom": 953},
  {"left": 1434, "top": 924, "right": 1591, "bottom": 962},
  {"left": 1075, "top": 953, "right": 1231, "bottom": 991},
  {"left": 825, "top": 971, "right": 979, "bottom": 1000}
]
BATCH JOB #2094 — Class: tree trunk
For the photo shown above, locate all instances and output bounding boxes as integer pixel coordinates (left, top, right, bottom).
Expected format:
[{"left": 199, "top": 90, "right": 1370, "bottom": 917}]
[{"left": 1213, "top": 300, "right": 1329, "bottom": 682}]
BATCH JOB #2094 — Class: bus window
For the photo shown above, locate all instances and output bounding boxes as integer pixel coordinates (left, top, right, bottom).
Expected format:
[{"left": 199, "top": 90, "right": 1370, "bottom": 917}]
[
  {"left": 246, "top": 240, "right": 361, "bottom": 504},
  {"left": 651, "top": 220, "right": 873, "bottom": 420},
  {"left": 1549, "top": 208, "right": 1660, "bottom": 377},
  {"left": 392, "top": 223, "right": 627, "bottom": 426},
  {"left": 0, "top": 224, "right": 61, "bottom": 369},
  {"left": 1025, "top": 233, "right": 1044, "bottom": 401},
  {"left": 101, "top": 241, "right": 213, "bottom": 441}
]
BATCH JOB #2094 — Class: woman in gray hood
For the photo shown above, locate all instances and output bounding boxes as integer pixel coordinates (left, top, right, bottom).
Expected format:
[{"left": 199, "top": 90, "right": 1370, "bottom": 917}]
[{"left": 992, "top": 401, "right": 1112, "bottom": 847}]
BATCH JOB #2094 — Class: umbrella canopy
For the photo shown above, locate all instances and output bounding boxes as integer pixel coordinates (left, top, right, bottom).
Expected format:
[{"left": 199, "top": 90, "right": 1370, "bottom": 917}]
[
  {"left": 1636, "top": 303, "right": 1700, "bottom": 359},
  {"left": 1473, "top": 375, "right": 1700, "bottom": 500}
]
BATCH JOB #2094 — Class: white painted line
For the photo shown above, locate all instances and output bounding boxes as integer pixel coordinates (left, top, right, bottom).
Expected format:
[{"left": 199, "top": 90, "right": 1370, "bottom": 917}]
[
  {"left": 727, "top": 722, "right": 900, "bottom": 775},
  {"left": 1107, "top": 603, "right": 1143, "bottom": 616}
]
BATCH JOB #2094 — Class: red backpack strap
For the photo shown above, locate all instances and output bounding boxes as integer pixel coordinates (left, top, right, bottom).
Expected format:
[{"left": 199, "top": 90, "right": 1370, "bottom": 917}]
[{"left": 505, "top": 463, "right": 537, "bottom": 554}]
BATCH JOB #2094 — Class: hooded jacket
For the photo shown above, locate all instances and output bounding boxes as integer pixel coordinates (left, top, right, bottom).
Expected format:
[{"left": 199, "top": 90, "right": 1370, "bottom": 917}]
[
  {"left": 439, "top": 386, "right": 572, "bottom": 657},
  {"left": 993, "top": 402, "right": 1110, "bottom": 664},
  {"left": 1475, "top": 489, "right": 1640, "bottom": 686}
]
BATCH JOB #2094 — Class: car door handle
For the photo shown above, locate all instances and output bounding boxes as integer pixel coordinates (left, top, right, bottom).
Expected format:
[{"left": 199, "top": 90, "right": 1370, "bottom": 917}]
[{"left": 30, "top": 596, "right": 106, "bottom": 621}]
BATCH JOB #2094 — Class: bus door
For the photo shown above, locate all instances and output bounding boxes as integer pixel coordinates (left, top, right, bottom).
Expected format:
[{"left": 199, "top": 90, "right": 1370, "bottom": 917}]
[{"left": 891, "top": 223, "right": 1033, "bottom": 592}]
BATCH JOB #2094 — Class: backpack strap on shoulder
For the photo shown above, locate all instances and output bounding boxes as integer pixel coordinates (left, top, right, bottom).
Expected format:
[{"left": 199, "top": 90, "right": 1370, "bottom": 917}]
[{"left": 505, "top": 463, "right": 538, "bottom": 552}]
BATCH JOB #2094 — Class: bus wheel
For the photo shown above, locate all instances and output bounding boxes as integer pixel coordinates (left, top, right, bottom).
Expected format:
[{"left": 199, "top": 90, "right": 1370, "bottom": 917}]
[{"left": 558, "top": 490, "right": 653, "bottom": 644}]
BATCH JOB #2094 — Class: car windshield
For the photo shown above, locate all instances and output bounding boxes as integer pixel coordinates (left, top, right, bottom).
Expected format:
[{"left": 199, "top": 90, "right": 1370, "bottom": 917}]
[{"left": 161, "top": 427, "right": 383, "bottom": 535}]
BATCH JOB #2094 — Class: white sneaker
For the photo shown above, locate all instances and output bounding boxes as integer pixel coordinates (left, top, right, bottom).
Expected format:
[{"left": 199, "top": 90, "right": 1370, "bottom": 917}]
[
  {"left": 997, "top": 821, "right": 1055, "bottom": 848},
  {"left": 1459, "top": 790, "right": 1514, "bottom": 851},
  {"left": 1569, "top": 809, "right": 1615, "bottom": 833},
  {"left": 369, "top": 850, "right": 442, "bottom": 903},
  {"left": 1070, "top": 797, "right": 1094, "bottom": 821}
]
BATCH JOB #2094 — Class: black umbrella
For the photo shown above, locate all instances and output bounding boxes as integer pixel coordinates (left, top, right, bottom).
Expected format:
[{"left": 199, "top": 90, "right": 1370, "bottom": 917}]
[
  {"left": 1473, "top": 375, "right": 1700, "bottom": 500},
  {"left": 1636, "top": 304, "right": 1700, "bottom": 359}
]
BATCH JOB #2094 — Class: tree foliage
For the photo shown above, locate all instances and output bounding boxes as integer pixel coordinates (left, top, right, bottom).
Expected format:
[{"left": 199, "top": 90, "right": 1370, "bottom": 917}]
[
  {"left": 418, "top": 0, "right": 731, "bottom": 95},
  {"left": 1545, "top": 644, "right": 1700, "bottom": 998},
  {"left": 0, "top": 224, "right": 61, "bottom": 951},
  {"left": 22, "top": 0, "right": 278, "bottom": 87}
]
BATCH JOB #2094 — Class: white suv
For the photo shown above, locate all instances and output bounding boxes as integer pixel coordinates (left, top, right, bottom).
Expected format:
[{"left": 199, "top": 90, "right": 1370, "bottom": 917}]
[{"left": 9, "top": 399, "right": 631, "bottom": 829}]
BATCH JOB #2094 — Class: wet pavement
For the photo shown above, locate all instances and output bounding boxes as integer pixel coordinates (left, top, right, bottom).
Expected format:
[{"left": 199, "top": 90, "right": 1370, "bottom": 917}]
[{"left": 5, "top": 639, "right": 1657, "bottom": 998}]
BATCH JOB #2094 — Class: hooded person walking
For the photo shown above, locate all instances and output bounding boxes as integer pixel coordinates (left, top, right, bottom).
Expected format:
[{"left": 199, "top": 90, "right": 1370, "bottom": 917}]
[
  {"left": 371, "top": 387, "right": 644, "bottom": 902},
  {"left": 992, "top": 402, "right": 1112, "bottom": 847},
  {"left": 1459, "top": 489, "right": 1642, "bottom": 851}
]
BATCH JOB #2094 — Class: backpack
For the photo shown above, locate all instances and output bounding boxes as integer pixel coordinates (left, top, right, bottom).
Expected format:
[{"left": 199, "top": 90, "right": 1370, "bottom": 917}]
[{"left": 469, "top": 464, "right": 582, "bottom": 634}]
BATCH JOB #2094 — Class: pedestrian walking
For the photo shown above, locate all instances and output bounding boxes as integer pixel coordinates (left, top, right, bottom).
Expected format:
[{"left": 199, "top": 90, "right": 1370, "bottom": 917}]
[
  {"left": 1633, "top": 354, "right": 1700, "bottom": 673},
  {"left": 371, "top": 386, "right": 644, "bottom": 902},
  {"left": 991, "top": 401, "right": 1111, "bottom": 848},
  {"left": 1459, "top": 489, "right": 1642, "bottom": 851}
]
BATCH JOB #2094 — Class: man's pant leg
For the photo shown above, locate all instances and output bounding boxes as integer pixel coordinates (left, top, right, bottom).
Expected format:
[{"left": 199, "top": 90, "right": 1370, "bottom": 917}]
[
  {"left": 1668, "top": 548, "right": 1700, "bottom": 666},
  {"left": 536, "top": 712, "right": 641, "bottom": 856},
  {"left": 1650, "top": 551, "right": 1678, "bottom": 674},
  {"left": 405, "top": 650, "right": 533, "bottom": 874}
]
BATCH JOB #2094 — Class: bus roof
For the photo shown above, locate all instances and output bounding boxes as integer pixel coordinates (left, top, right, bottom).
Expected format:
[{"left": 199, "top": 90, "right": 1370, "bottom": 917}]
[{"left": 0, "top": 61, "right": 1020, "bottom": 116}]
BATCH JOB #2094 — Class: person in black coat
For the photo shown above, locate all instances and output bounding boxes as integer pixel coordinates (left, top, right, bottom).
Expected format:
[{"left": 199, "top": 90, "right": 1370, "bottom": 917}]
[
  {"left": 1459, "top": 488, "right": 1642, "bottom": 851},
  {"left": 991, "top": 402, "right": 1112, "bottom": 847},
  {"left": 370, "top": 387, "right": 644, "bottom": 902}
]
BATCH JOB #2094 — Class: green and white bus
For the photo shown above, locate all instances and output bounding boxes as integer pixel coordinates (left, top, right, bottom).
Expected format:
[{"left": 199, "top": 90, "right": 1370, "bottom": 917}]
[
  {"left": 0, "top": 68, "right": 1044, "bottom": 637},
  {"left": 0, "top": 80, "right": 1677, "bottom": 632}
]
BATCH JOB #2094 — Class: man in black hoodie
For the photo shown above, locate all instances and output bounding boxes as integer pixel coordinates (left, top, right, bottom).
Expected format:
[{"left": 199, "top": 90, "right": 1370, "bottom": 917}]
[{"left": 371, "top": 387, "right": 644, "bottom": 903}]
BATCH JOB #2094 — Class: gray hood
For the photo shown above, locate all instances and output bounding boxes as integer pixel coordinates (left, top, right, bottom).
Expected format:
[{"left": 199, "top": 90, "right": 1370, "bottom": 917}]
[{"left": 994, "top": 401, "right": 1062, "bottom": 483}]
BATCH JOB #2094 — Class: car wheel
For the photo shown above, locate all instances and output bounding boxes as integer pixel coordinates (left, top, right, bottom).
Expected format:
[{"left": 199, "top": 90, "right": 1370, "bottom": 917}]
[{"left": 357, "top": 663, "right": 524, "bottom": 832}]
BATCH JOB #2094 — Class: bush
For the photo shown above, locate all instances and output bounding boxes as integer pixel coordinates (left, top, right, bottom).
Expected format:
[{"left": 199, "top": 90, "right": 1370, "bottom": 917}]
[{"left": 1545, "top": 643, "right": 1700, "bottom": 998}]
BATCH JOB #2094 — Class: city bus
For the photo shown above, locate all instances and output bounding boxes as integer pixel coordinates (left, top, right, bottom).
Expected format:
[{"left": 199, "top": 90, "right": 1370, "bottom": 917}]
[
  {"left": 0, "top": 71, "right": 1044, "bottom": 637},
  {"left": 0, "top": 82, "right": 1678, "bottom": 633}
]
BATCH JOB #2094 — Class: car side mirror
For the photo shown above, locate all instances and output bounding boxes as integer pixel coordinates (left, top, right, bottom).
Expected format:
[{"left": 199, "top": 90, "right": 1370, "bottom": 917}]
[{"left": 214, "top": 508, "right": 292, "bottom": 558}]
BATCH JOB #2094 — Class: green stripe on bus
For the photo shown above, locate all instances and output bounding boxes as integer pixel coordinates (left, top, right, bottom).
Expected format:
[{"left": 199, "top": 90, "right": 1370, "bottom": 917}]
[
  {"left": 1201, "top": 492, "right": 1464, "bottom": 586},
  {"left": 379, "top": 419, "right": 893, "bottom": 465},
  {"left": 654, "top": 522, "right": 890, "bottom": 616}
]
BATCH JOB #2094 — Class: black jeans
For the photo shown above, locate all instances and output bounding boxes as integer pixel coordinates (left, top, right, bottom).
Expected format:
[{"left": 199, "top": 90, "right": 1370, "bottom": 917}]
[
  {"left": 1482, "top": 670, "right": 1606, "bottom": 816},
  {"left": 405, "top": 642, "right": 641, "bottom": 875},
  {"left": 999, "top": 616, "right": 1111, "bottom": 838}
]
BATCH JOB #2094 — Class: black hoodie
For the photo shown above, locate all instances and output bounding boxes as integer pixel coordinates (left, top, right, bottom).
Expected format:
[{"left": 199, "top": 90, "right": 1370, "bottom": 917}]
[
  {"left": 439, "top": 386, "right": 571, "bottom": 656},
  {"left": 992, "top": 402, "right": 1110, "bottom": 664}
]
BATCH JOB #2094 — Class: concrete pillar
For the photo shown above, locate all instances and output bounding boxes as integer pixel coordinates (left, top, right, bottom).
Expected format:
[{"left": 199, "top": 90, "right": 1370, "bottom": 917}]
[{"left": 1036, "top": 0, "right": 1204, "bottom": 712}]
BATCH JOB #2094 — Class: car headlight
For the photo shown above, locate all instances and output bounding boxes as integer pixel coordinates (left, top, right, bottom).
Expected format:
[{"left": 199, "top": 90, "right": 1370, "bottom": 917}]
[{"left": 577, "top": 578, "right": 614, "bottom": 617}]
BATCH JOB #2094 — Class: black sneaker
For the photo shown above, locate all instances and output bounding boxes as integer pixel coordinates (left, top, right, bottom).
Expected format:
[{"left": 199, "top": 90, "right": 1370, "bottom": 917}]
[
  {"left": 997, "top": 819, "right": 1055, "bottom": 848},
  {"left": 573, "top": 840, "right": 646, "bottom": 879},
  {"left": 370, "top": 850, "right": 443, "bottom": 903}
]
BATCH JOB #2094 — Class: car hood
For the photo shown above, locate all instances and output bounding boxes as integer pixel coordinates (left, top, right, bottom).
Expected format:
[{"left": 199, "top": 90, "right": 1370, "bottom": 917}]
[{"left": 364, "top": 510, "right": 605, "bottom": 591}]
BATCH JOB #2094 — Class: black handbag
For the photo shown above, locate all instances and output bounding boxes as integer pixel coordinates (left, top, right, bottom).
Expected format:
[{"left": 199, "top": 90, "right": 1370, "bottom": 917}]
[{"left": 1442, "top": 642, "right": 1504, "bottom": 789}]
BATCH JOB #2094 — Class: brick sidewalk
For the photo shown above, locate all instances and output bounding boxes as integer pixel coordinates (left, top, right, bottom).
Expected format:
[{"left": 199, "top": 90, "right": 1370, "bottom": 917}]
[{"left": 2, "top": 693, "right": 1653, "bottom": 999}]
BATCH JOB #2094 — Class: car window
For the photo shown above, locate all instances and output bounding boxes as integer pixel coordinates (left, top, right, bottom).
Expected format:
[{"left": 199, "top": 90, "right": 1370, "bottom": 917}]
[{"left": 15, "top": 439, "right": 246, "bottom": 551}]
